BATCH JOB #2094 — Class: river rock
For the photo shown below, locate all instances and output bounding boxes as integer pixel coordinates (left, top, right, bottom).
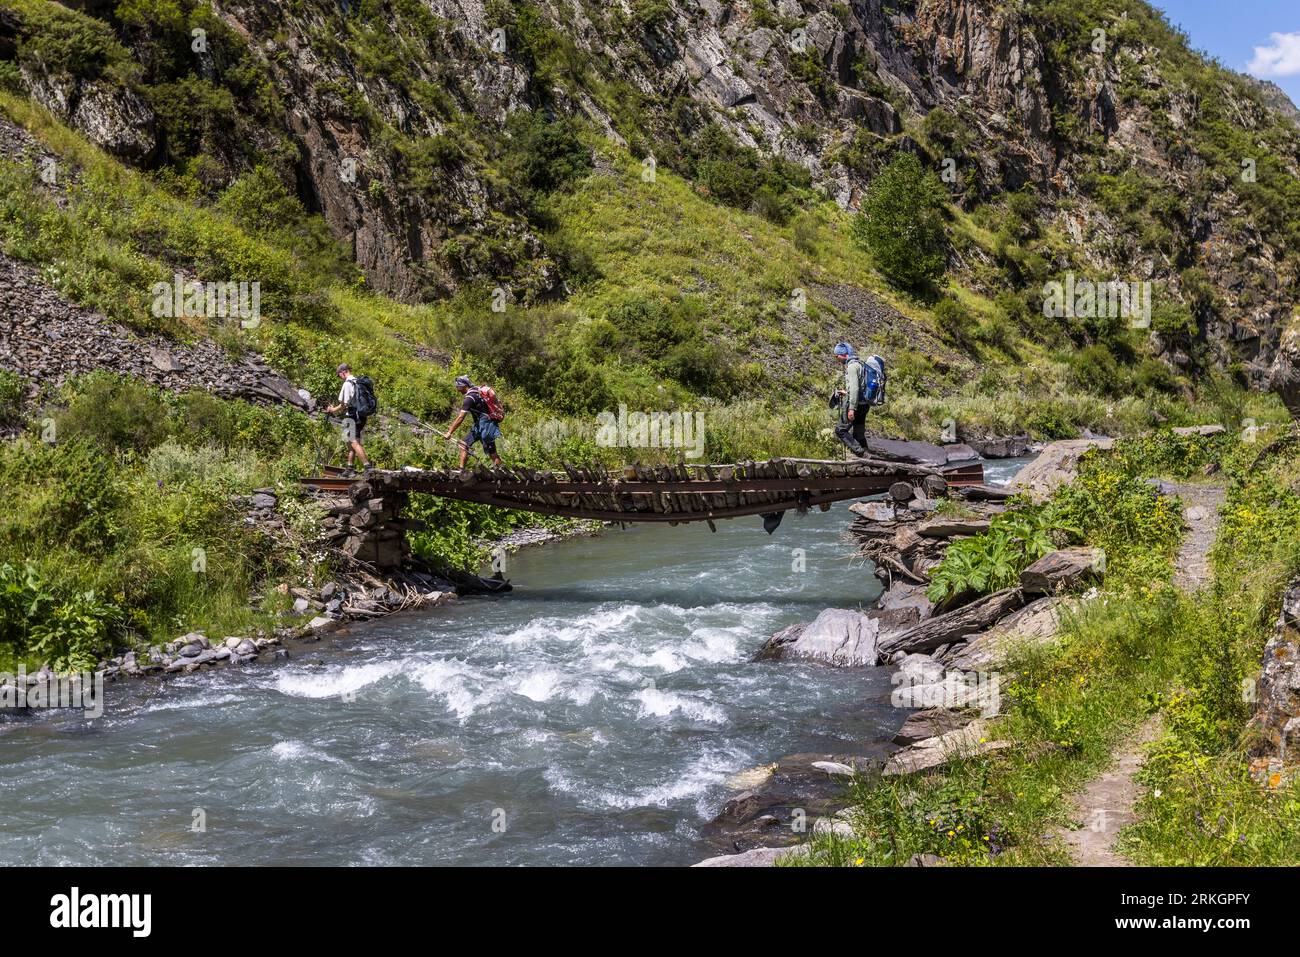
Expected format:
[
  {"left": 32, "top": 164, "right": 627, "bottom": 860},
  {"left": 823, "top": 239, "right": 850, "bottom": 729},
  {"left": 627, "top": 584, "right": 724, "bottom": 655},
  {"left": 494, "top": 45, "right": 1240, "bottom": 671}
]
[
  {"left": 883, "top": 720, "right": 1012, "bottom": 775},
  {"left": 755, "top": 608, "right": 912, "bottom": 667},
  {"left": 812, "top": 817, "right": 856, "bottom": 839},
  {"left": 1010, "top": 438, "right": 1114, "bottom": 502},
  {"left": 878, "top": 588, "right": 1026, "bottom": 656},
  {"left": 967, "top": 435, "right": 1031, "bottom": 458},
  {"left": 895, "top": 653, "right": 945, "bottom": 685},
  {"left": 292, "top": 597, "right": 311, "bottom": 614},
  {"left": 811, "top": 761, "right": 856, "bottom": 777},
  {"left": 235, "top": 639, "right": 257, "bottom": 656},
  {"left": 918, "top": 517, "right": 992, "bottom": 538},
  {"left": 942, "top": 597, "right": 1070, "bottom": 670},
  {"left": 725, "top": 763, "right": 777, "bottom": 790},
  {"left": 1171, "top": 424, "right": 1226, "bottom": 437},
  {"left": 891, "top": 670, "right": 1003, "bottom": 712},
  {"left": 702, "top": 752, "right": 881, "bottom": 853},
  {"left": 892, "top": 708, "right": 976, "bottom": 746},
  {"left": 1020, "top": 548, "right": 1102, "bottom": 594},
  {"left": 877, "top": 583, "right": 935, "bottom": 620},
  {"left": 849, "top": 500, "right": 900, "bottom": 524},
  {"left": 692, "top": 845, "right": 811, "bottom": 867}
]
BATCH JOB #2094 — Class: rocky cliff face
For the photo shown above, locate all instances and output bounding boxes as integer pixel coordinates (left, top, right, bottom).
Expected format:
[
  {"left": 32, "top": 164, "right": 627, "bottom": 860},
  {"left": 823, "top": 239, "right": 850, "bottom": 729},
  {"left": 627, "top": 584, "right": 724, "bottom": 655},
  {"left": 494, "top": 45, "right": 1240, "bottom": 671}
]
[{"left": 4, "top": 0, "right": 1299, "bottom": 395}]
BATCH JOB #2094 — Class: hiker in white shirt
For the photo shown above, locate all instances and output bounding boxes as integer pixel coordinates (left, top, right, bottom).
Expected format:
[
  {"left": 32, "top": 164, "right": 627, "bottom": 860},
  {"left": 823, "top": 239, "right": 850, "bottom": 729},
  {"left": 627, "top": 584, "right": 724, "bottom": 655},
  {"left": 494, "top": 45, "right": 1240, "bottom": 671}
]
[{"left": 323, "top": 363, "right": 372, "bottom": 473}]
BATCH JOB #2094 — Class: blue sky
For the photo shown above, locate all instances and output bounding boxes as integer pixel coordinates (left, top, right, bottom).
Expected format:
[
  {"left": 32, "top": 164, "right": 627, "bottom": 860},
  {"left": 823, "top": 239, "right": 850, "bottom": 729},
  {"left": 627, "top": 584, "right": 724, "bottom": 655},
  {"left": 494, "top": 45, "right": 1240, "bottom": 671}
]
[{"left": 1154, "top": 0, "right": 1300, "bottom": 104}]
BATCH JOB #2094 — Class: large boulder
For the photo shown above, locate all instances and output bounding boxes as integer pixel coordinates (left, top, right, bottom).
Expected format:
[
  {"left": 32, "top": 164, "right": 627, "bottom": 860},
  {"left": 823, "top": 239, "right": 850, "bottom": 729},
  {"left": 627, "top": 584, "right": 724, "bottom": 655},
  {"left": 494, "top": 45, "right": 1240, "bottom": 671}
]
[
  {"left": 755, "top": 607, "right": 915, "bottom": 667},
  {"left": 1020, "top": 548, "right": 1102, "bottom": 595},
  {"left": 1010, "top": 438, "right": 1114, "bottom": 502},
  {"left": 701, "top": 751, "right": 880, "bottom": 854}
]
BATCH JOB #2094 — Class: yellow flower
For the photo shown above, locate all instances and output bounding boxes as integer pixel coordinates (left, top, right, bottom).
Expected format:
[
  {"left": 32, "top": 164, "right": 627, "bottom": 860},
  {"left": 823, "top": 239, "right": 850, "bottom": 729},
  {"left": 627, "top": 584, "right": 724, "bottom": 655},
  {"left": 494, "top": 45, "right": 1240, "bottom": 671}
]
[{"left": 854, "top": 857, "right": 865, "bottom": 865}]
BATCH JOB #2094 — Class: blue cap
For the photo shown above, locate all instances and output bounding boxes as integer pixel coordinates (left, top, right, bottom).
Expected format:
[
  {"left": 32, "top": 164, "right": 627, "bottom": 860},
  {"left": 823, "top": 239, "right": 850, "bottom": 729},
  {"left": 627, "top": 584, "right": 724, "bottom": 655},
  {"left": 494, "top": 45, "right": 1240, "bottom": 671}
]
[{"left": 834, "top": 342, "right": 855, "bottom": 357}]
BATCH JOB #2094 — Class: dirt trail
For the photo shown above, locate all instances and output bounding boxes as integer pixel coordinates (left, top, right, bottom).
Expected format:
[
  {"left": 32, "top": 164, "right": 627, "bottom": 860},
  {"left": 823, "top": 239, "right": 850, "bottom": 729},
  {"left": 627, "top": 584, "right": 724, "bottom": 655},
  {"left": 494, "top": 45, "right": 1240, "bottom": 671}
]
[{"left": 1058, "top": 481, "right": 1225, "bottom": 866}]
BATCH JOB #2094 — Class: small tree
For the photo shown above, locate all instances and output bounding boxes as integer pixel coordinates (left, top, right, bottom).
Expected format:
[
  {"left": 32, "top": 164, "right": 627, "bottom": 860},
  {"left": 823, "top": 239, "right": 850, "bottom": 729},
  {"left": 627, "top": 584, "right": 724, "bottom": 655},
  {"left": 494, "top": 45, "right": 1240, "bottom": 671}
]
[{"left": 851, "top": 152, "right": 949, "bottom": 291}]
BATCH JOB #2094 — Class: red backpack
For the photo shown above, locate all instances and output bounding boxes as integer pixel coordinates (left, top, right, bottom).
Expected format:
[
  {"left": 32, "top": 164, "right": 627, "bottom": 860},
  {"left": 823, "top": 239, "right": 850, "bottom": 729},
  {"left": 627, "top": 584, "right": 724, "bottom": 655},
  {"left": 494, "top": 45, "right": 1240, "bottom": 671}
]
[{"left": 473, "top": 385, "right": 506, "bottom": 422}]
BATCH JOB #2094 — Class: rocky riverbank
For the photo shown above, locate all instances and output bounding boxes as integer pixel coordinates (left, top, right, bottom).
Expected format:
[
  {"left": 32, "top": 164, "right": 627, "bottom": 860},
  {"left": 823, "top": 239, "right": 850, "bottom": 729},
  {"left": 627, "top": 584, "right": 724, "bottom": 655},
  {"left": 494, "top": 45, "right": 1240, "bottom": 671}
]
[
  {"left": 697, "top": 438, "right": 1114, "bottom": 865},
  {"left": 0, "top": 480, "right": 520, "bottom": 701}
]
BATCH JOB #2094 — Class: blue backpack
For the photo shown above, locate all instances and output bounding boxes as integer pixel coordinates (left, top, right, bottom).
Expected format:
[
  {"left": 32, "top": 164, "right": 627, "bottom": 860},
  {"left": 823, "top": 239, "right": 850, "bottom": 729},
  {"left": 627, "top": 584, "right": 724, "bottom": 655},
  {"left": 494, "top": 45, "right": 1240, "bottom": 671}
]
[{"left": 855, "top": 355, "right": 887, "bottom": 406}]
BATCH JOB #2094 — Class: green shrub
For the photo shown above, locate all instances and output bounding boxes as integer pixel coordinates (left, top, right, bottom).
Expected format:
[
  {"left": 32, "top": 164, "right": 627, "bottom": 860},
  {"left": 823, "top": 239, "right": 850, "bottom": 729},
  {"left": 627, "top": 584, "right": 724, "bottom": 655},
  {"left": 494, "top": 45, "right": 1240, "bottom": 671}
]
[
  {"left": 932, "top": 295, "right": 971, "bottom": 343},
  {"left": 0, "top": 562, "right": 119, "bottom": 671},
  {"left": 0, "top": 438, "right": 124, "bottom": 554},
  {"left": 0, "top": 369, "right": 26, "bottom": 427},
  {"left": 9, "top": 0, "right": 134, "bottom": 82},
  {"left": 927, "top": 509, "right": 1062, "bottom": 604},
  {"left": 1068, "top": 343, "right": 1124, "bottom": 397},
  {"left": 851, "top": 152, "right": 948, "bottom": 291},
  {"left": 605, "top": 295, "right": 736, "bottom": 396},
  {"left": 680, "top": 124, "right": 810, "bottom": 224},
  {"left": 215, "top": 165, "right": 310, "bottom": 236},
  {"left": 54, "top": 373, "right": 170, "bottom": 454},
  {"left": 497, "top": 110, "right": 592, "bottom": 202}
]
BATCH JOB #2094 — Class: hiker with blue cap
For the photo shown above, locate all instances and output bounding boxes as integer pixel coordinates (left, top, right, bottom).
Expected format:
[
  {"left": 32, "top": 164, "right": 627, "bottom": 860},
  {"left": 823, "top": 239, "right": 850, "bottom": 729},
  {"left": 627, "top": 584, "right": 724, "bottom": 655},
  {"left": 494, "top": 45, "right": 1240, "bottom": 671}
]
[{"left": 830, "top": 341, "right": 884, "bottom": 457}]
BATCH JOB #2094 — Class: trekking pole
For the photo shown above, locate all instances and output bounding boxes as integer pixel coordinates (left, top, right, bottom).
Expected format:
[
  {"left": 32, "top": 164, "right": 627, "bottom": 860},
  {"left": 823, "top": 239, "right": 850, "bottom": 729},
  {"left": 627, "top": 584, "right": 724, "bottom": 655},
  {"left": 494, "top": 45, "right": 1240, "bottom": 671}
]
[
  {"left": 440, "top": 432, "right": 479, "bottom": 463},
  {"left": 311, "top": 411, "right": 346, "bottom": 470}
]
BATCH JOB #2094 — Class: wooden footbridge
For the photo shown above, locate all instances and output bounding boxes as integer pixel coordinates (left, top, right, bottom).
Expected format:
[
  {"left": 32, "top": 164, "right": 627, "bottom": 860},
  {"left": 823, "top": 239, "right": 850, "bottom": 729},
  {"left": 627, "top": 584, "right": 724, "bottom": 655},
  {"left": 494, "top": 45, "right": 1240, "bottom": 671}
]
[{"left": 300, "top": 456, "right": 986, "bottom": 529}]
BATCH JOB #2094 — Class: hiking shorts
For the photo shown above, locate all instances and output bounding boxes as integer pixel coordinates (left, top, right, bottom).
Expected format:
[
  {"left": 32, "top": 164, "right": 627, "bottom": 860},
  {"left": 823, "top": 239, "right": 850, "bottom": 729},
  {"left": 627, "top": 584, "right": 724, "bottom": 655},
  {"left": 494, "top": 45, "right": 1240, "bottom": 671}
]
[
  {"left": 343, "top": 411, "right": 367, "bottom": 441},
  {"left": 466, "top": 418, "right": 500, "bottom": 455}
]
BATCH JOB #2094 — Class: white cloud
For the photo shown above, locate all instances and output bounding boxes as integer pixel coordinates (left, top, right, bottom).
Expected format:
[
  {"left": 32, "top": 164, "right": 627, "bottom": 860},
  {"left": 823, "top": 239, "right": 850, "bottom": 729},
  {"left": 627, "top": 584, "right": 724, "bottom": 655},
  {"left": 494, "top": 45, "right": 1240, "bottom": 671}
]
[{"left": 1248, "top": 32, "right": 1300, "bottom": 78}]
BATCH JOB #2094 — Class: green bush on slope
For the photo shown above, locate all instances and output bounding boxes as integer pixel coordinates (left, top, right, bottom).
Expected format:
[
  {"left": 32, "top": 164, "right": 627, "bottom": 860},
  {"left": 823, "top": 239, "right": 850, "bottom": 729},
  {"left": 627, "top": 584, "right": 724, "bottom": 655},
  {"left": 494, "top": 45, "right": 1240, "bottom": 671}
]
[{"left": 850, "top": 153, "right": 948, "bottom": 292}]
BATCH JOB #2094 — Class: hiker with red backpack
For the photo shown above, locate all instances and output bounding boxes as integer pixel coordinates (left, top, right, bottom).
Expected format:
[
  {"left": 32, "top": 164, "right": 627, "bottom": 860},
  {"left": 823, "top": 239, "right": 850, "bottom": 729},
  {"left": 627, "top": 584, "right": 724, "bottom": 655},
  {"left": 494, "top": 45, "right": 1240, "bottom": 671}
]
[{"left": 442, "top": 375, "right": 505, "bottom": 468}]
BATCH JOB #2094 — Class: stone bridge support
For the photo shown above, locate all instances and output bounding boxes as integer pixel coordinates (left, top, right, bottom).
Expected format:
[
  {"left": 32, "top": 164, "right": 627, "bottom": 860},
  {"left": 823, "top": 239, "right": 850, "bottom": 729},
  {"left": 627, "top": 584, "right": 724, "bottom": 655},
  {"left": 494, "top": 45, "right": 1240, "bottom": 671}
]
[{"left": 313, "top": 480, "right": 425, "bottom": 570}]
